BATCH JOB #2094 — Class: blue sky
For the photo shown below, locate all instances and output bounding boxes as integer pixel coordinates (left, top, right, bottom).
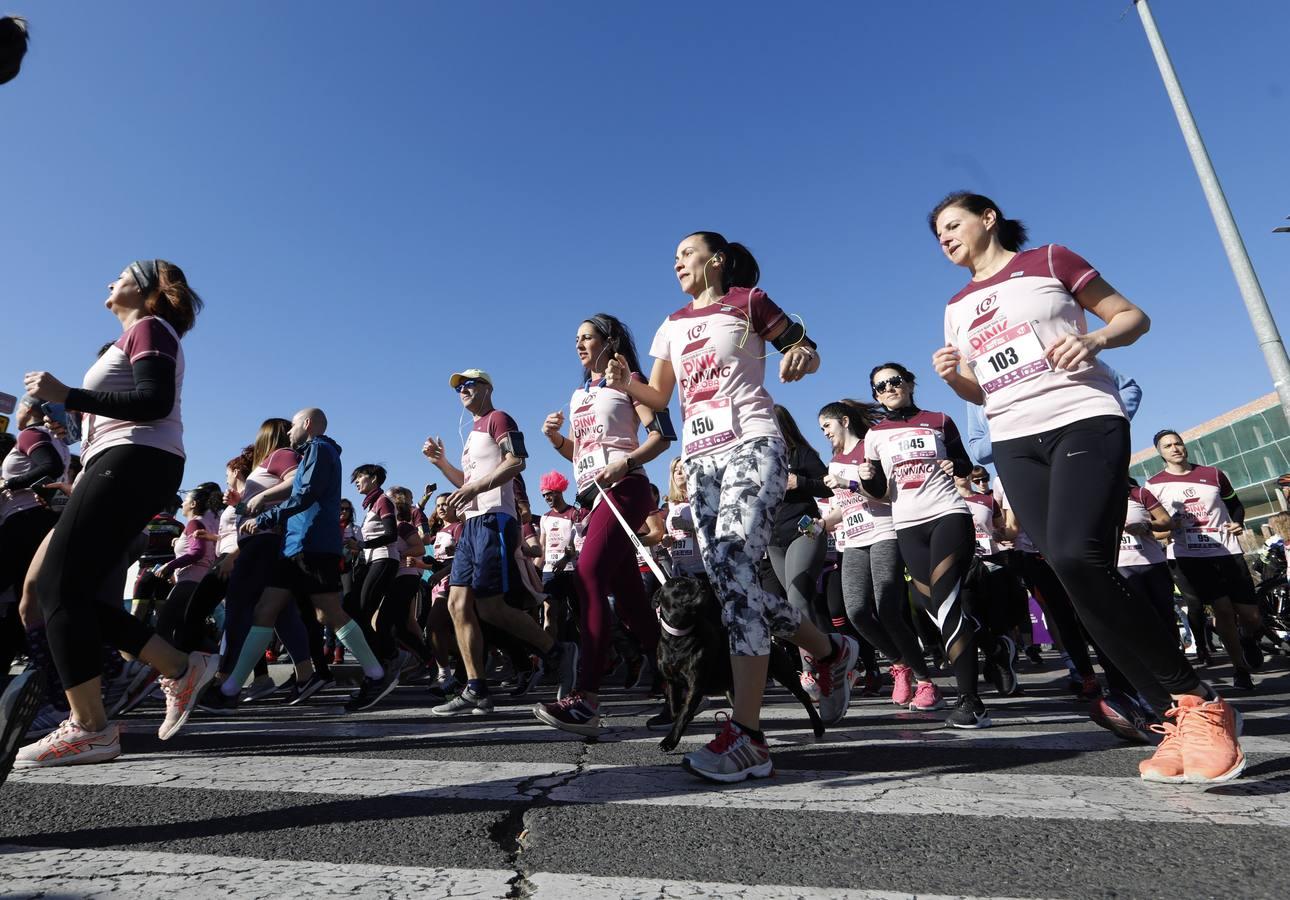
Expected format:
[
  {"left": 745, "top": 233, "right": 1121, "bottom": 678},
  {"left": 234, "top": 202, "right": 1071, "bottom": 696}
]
[{"left": 4, "top": 1, "right": 1288, "bottom": 504}]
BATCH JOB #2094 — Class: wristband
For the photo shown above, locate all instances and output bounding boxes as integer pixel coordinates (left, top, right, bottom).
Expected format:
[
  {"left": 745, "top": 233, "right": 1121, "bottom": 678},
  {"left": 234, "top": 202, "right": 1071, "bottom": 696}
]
[{"left": 848, "top": 480, "right": 859, "bottom": 493}]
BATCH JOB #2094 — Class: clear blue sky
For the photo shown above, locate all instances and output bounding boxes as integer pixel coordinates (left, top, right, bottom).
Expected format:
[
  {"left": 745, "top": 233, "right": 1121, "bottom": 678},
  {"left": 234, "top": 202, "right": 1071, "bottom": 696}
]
[{"left": 5, "top": 1, "right": 1288, "bottom": 503}]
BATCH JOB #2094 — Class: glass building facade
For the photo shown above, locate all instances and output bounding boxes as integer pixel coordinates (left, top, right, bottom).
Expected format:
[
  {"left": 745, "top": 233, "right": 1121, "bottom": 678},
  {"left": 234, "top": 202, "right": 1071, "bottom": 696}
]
[{"left": 1130, "top": 393, "right": 1290, "bottom": 532}]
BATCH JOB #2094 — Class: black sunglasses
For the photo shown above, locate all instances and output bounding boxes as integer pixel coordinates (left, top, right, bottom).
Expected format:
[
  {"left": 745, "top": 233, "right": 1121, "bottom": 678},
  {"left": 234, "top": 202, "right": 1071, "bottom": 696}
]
[
  {"left": 455, "top": 379, "right": 481, "bottom": 394},
  {"left": 872, "top": 374, "right": 906, "bottom": 394}
]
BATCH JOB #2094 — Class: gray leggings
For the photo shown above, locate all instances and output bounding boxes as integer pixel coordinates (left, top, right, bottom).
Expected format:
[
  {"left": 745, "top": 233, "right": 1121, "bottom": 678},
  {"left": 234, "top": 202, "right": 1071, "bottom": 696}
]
[
  {"left": 767, "top": 532, "right": 827, "bottom": 631},
  {"left": 841, "top": 540, "right": 930, "bottom": 681}
]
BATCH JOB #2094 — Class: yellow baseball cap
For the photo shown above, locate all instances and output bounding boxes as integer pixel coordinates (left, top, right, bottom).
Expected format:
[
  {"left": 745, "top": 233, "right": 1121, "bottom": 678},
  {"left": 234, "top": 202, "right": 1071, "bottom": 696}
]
[{"left": 449, "top": 368, "right": 493, "bottom": 389}]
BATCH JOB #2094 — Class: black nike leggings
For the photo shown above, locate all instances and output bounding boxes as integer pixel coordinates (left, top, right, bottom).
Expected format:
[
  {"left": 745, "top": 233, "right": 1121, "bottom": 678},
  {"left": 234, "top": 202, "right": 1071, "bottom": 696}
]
[
  {"left": 36, "top": 444, "right": 184, "bottom": 690},
  {"left": 897, "top": 513, "right": 979, "bottom": 695},
  {"left": 993, "top": 415, "right": 1200, "bottom": 698},
  {"left": 381, "top": 573, "right": 432, "bottom": 664}
]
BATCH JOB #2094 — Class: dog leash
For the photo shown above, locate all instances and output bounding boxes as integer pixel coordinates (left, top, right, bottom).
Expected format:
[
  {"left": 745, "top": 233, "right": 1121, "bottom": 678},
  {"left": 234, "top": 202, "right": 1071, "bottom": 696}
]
[{"left": 593, "top": 479, "right": 670, "bottom": 586}]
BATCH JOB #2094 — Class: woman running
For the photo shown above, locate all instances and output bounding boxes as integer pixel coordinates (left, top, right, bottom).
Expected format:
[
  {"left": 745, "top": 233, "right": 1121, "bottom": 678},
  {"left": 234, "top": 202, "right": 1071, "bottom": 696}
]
[
  {"left": 931, "top": 191, "right": 1243, "bottom": 782},
  {"left": 352, "top": 464, "right": 401, "bottom": 668},
  {"left": 860, "top": 364, "right": 1007, "bottom": 727},
  {"left": 534, "top": 313, "right": 671, "bottom": 735},
  {"left": 765, "top": 405, "right": 830, "bottom": 636},
  {"left": 384, "top": 490, "right": 435, "bottom": 678},
  {"left": 606, "top": 232, "right": 857, "bottom": 783},
  {"left": 153, "top": 484, "right": 221, "bottom": 643},
  {"left": 818, "top": 399, "right": 943, "bottom": 711},
  {"left": 11, "top": 260, "right": 217, "bottom": 773}
]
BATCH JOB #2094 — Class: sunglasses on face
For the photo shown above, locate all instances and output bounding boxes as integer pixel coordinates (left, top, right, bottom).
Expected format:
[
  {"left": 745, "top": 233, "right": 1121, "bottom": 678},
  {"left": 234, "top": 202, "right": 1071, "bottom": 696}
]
[
  {"left": 455, "top": 379, "right": 481, "bottom": 394},
  {"left": 872, "top": 375, "right": 906, "bottom": 394},
  {"left": 971, "top": 477, "right": 988, "bottom": 484}
]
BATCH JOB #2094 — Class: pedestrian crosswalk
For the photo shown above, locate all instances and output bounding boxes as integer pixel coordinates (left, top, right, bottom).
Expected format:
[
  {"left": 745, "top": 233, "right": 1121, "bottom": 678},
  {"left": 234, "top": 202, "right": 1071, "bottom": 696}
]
[{"left": 3, "top": 662, "right": 1289, "bottom": 899}]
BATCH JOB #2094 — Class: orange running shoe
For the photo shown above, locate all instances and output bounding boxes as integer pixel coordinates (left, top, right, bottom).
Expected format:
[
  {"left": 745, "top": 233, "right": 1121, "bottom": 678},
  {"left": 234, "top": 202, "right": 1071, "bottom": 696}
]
[
  {"left": 1177, "top": 694, "right": 1245, "bottom": 784},
  {"left": 1139, "top": 712, "right": 1184, "bottom": 783}
]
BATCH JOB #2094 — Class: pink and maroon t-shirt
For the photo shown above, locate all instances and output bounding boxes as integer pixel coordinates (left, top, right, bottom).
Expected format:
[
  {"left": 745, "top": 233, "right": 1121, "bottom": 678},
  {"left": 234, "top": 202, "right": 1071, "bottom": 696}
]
[
  {"left": 649, "top": 287, "right": 788, "bottom": 459},
  {"left": 943, "top": 245, "right": 1125, "bottom": 442},
  {"left": 79, "top": 316, "right": 186, "bottom": 463},
  {"left": 395, "top": 521, "right": 421, "bottom": 577},
  {"left": 827, "top": 443, "right": 895, "bottom": 550},
  {"left": 461, "top": 410, "right": 526, "bottom": 519},
  {"left": 174, "top": 510, "right": 218, "bottom": 584},
  {"left": 1147, "top": 465, "right": 1243, "bottom": 558},
  {"left": 568, "top": 375, "right": 643, "bottom": 492},
  {"left": 1120, "top": 485, "right": 1167, "bottom": 567},
  {"left": 0, "top": 427, "right": 70, "bottom": 525},
  {"left": 238, "top": 447, "right": 301, "bottom": 536},
  {"left": 361, "top": 489, "right": 398, "bottom": 562},
  {"left": 862, "top": 411, "right": 969, "bottom": 530},
  {"left": 540, "top": 505, "right": 585, "bottom": 573},
  {"left": 964, "top": 491, "right": 1002, "bottom": 557}
]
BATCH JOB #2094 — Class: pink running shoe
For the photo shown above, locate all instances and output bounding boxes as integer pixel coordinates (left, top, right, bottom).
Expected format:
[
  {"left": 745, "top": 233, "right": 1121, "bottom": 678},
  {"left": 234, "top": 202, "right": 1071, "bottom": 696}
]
[
  {"left": 799, "top": 670, "right": 820, "bottom": 703},
  {"left": 890, "top": 664, "right": 915, "bottom": 706},
  {"left": 910, "top": 680, "right": 946, "bottom": 711},
  {"left": 15, "top": 719, "right": 122, "bottom": 768},
  {"left": 158, "top": 651, "right": 219, "bottom": 740}
]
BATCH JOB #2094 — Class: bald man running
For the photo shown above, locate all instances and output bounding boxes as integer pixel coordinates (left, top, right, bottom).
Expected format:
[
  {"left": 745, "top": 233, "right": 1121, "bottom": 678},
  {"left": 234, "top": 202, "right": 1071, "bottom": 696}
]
[{"left": 203, "top": 409, "right": 396, "bottom": 713}]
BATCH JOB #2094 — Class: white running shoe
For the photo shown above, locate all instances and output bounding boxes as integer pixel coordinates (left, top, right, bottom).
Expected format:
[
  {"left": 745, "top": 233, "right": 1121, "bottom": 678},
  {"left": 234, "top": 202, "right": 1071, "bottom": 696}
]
[
  {"left": 15, "top": 718, "right": 122, "bottom": 768},
  {"left": 158, "top": 652, "right": 219, "bottom": 740}
]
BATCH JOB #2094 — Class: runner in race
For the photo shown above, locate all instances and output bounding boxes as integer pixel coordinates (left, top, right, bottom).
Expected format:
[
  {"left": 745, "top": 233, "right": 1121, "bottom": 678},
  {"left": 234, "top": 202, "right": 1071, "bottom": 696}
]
[
  {"left": 1148, "top": 430, "right": 1262, "bottom": 692},
  {"left": 605, "top": 231, "right": 858, "bottom": 782},
  {"left": 9, "top": 260, "right": 218, "bottom": 774},
  {"left": 534, "top": 314, "right": 671, "bottom": 735},
  {"left": 818, "top": 399, "right": 941, "bottom": 709},
  {"left": 210, "top": 408, "right": 394, "bottom": 713},
  {"left": 423, "top": 369, "right": 577, "bottom": 716},
  {"left": 931, "top": 191, "right": 1244, "bottom": 782},
  {"left": 536, "top": 471, "right": 585, "bottom": 649},
  {"left": 352, "top": 464, "right": 401, "bottom": 668},
  {"left": 860, "top": 364, "right": 1008, "bottom": 727}
]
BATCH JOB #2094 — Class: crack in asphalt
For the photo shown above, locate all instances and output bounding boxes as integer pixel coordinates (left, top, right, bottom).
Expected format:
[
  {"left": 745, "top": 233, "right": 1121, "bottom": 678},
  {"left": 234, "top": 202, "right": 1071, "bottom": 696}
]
[{"left": 491, "top": 738, "right": 594, "bottom": 899}]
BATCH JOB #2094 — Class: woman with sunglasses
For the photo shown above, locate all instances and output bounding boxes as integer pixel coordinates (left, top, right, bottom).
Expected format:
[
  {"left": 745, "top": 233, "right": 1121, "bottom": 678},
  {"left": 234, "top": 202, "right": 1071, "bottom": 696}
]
[
  {"left": 818, "top": 399, "right": 943, "bottom": 710},
  {"left": 606, "top": 232, "right": 858, "bottom": 783},
  {"left": 534, "top": 313, "right": 671, "bottom": 735},
  {"left": 931, "top": 191, "right": 1243, "bottom": 782},
  {"left": 861, "top": 364, "right": 1011, "bottom": 727}
]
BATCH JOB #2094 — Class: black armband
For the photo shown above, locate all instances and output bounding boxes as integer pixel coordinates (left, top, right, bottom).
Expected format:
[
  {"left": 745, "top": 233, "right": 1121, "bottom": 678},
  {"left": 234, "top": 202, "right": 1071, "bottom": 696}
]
[
  {"left": 772, "top": 322, "right": 815, "bottom": 353},
  {"left": 500, "top": 432, "right": 528, "bottom": 459},
  {"left": 646, "top": 410, "right": 677, "bottom": 442}
]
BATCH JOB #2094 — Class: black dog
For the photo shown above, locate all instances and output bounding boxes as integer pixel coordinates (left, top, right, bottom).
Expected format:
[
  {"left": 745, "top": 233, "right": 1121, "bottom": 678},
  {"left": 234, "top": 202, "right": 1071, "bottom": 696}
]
[{"left": 654, "top": 576, "right": 826, "bottom": 752}]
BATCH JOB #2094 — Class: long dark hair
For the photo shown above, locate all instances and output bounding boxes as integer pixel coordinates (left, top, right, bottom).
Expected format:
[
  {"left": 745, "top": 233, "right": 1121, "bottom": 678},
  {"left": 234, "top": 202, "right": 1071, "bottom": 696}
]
[
  {"left": 773, "top": 404, "right": 813, "bottom": 454},
  {"left": 926, "top": 192, "right": 1029, "bottom": 253},
  {"left": 582, "top": 313, "right": 643, "bottom": 383},
  {"left": 687, "top": 231, "right": 760, "bottom": 291},
  {"left": 818, "top": 399, "right": 880, "bottom": 441}
]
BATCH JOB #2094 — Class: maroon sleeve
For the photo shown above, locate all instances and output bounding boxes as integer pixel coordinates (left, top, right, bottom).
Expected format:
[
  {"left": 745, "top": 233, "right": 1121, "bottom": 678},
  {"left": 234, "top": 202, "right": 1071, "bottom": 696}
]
[
  {"left": 265, "top": 448, "right": 301, "bottom": 479},
  {"left": 374, "top": 495, "right": 397, "bottom": 519},
  {"left": 1139, "top": 487, "right": 1162, "bottom": 511},
  {"left": 1047, "top": 245, "right": 1099, "bottom": 296},
  {"left": 1216, "top": 468, "right": 1236, "bottom": 498},
  {"left": 15, "top": 429, "right": 52, "bottom": 455},
  {"left": 119, "top": 317, "right": 180, "bottom": 364},
  {"left": 748, "top": 288, "right": 789, "bottom": 338},
  {"left": 486, "top": 411, "right": 528, "bottom": 459}
]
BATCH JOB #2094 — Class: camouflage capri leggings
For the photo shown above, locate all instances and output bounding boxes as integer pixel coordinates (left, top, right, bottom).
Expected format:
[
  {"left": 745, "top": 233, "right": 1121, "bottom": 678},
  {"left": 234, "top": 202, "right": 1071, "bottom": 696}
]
[{"left": 684, "top": 435, "right": 801, "bottom": 656}]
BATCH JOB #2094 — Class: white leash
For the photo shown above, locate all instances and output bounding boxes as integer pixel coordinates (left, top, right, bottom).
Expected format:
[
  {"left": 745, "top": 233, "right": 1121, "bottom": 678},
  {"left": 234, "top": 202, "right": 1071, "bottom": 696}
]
[{"left": 593, "top": 479, "right": 670, "bottom": 586}]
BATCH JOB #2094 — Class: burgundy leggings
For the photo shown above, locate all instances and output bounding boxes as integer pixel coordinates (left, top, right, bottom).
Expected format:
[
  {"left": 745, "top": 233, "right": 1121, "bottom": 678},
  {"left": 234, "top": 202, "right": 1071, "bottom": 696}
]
[{"left": 573, "top": 474, "right": 659, "bottom": 693}]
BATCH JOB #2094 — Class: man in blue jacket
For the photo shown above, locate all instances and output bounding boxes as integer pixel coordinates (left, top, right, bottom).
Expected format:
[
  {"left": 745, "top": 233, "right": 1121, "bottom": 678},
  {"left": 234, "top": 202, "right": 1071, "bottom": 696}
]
[{"left": 204, "top": 408, "right": 396, "bottom": 713}]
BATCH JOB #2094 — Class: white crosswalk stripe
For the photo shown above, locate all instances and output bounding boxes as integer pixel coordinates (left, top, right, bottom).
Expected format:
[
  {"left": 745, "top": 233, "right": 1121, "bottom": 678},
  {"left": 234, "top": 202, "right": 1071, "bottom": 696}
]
[{"left": 4, "top": 664, "right": 1289, "bottom": 898}]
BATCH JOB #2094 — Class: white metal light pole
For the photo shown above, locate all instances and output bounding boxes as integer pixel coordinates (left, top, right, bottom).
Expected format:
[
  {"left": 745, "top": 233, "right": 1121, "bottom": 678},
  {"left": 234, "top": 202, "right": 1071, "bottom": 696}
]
[{"left": 1134, "top": 0, "right": 1290, "bottom": 423}]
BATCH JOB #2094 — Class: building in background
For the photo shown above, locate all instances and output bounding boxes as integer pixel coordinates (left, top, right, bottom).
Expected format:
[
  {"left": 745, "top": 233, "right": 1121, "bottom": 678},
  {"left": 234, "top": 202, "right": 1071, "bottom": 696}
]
[{"left": 1130, "top": 392, "right": 1290, "bottom": 539}]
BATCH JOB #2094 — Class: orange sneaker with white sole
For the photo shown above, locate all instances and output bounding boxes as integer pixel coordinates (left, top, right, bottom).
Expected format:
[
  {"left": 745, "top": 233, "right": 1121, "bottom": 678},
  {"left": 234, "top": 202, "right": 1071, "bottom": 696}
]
[{"left": 1177, "top": 694, "right": 1245, "bottom": 784}]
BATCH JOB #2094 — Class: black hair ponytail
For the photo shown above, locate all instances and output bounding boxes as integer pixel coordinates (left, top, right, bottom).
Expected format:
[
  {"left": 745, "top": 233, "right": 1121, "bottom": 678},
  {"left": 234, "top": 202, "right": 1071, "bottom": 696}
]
[{"left": 688, "top": 231, "right": 760, "bottom": 290}]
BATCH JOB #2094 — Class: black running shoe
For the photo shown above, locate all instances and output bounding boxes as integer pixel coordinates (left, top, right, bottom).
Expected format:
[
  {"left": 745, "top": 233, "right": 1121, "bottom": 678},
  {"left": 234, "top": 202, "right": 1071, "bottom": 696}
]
[
  {"left": 946, "top": 694, "right": 992, "bottom": 729},
  {"left": 1, "top": 671, "right": 45, "bottom": 787},
  {"left": 286, "top": 671, "right": 331, "bottom": 706},
  {"left": 1232, "top": 669, "right": 1256, "bottom": 692},
  {"left": 984, "top": 636, "right": 1020, "bottom": 696},
  {"left": 1025, "top": 644, "right": 1043, "bottom": 666},
  {"left": 344, "top": 668, "right": 399, "bottom": 712},
  {"left": 1240, "top": 636, "right": 1264, "bottom": 672},
  {"left": 196, "top": 682, "right": 241, "bottom": 714}
]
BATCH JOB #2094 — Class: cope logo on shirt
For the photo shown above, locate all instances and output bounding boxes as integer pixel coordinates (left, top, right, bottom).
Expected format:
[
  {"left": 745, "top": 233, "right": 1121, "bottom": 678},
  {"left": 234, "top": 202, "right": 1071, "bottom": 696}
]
[
  {"left": 975, "top": 293, "right": 998, "bottom": 317},
  {"left": 687, "top": 323, "right": 708, "bottom": 341}
]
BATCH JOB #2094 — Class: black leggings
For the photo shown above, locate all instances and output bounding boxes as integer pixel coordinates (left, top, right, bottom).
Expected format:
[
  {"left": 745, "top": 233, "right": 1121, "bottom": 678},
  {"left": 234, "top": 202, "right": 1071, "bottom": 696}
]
[
  {"left": 381, "top": 574, "right": 432, "bottom": 664},
  {"left": 36, "top": 444, "right": 184, "bottom": 690},
  {"left": 0, "top": 505, "right": 58, "bottom": 596},
  {"left": 154, "top": 561, "right": 231, "bottom": 653},
  {"left": 994, "top": 415, "right": 1200, "bottom": 698},
  {"left": 359, "top": 558, "right": 399, "bottom": 659},
  {"left": 897, "top": 513, "right": 979, "bottom": 695},
  {"left": 1018, "top": 553, "right": 1094, "bottom": 677}
]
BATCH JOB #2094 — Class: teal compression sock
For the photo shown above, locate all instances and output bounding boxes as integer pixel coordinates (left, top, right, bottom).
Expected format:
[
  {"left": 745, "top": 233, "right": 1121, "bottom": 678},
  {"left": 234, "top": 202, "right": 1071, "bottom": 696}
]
[{"left": 336, "top": 620, "right": 384, "bottom": 678}]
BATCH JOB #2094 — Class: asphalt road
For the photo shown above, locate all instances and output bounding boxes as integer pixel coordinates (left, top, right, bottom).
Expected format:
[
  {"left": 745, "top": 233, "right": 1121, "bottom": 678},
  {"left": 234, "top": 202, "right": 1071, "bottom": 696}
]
[{"left": 3, "top": 654, "right": 1288, "bottom": 899}]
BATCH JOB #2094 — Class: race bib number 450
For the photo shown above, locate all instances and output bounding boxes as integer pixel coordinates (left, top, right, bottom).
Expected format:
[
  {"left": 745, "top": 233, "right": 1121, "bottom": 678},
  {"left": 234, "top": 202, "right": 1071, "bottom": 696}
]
[
  {"left": 971, "top": 320, "right": 1052, "bottom": 396},
  {"left": 683, "top": 398, "right": 737, "bottom": 456}
]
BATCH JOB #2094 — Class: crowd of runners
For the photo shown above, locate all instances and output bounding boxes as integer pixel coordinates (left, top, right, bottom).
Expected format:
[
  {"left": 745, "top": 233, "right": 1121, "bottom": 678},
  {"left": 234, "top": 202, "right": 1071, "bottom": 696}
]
[{"left": 4, "top": 193, "right": 1289, "bottom": 789}]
